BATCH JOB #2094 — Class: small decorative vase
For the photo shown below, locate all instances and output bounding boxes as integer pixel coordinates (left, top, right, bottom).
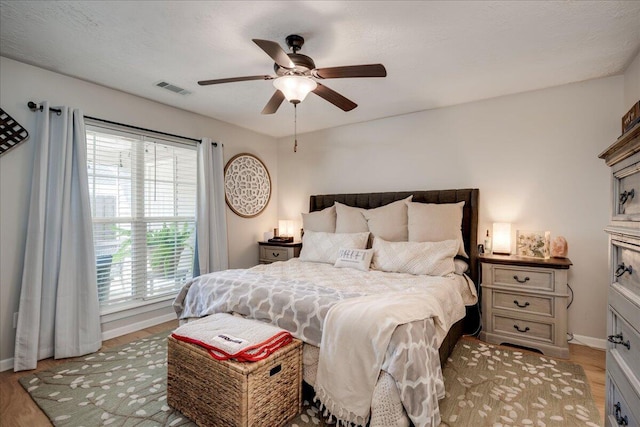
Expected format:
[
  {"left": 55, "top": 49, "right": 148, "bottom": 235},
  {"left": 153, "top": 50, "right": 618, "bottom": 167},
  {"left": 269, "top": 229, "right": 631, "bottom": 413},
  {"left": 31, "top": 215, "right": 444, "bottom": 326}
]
[{"left": 551, "top": 236, "right": 568, "bottom": 258}]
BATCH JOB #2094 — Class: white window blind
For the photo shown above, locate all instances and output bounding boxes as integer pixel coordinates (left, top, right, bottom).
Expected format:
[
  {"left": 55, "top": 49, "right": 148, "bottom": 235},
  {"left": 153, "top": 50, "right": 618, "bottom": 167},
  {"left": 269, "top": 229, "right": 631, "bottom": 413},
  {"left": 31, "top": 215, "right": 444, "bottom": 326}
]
[{"left": 86, "top": 125, "right": 197, "bottom": 309}]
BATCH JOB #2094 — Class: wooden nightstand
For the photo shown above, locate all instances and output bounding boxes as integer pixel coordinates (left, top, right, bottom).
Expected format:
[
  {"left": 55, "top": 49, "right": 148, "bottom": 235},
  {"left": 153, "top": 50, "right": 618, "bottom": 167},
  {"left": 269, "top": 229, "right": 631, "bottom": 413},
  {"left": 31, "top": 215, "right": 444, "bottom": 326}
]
[
  {"left": 258, "top": 241, "right": 302, "bottom": 264},
  {"left": 478, "top": 253, "right": 572, "bottom": 359}
]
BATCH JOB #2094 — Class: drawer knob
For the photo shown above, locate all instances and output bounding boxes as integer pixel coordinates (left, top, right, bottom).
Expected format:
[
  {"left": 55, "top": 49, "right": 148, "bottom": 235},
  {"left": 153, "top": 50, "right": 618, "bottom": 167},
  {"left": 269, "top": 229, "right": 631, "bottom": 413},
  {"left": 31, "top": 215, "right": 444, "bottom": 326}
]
[
  {"left": 607, "top": 333, "right": 631, "bottom": 350},
  {"left": 513, "top": 324, "right": 530, "bottom": 333},
  {"left": 614, "top": 402, "right": 629, "bottom": 426},
  {"left": 615, "top": 263, "right": 633, "bottom": 278},
  {"left": 513, "top": 275, "right": 530, "bottom": 284},
  {"left": 619, "top": 189, "right": 635, "bottom": 207},
  {"left": 513, "top": 300, "right": 530, "bottom": 308},
  {"left": 272, "top": 252, "right": 280, "bottom": 257}
]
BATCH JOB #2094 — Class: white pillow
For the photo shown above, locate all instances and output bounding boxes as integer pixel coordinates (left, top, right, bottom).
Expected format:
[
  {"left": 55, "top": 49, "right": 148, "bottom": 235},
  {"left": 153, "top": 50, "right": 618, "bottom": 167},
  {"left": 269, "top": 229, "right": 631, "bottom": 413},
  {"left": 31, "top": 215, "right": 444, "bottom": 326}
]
[
  {"left": 362, "top": 196, "right": 412, "bottom": 241},
  {"left": 371, "top": 237, "right": 458, "bottom": 276},
  {"left": 407, "top": 201, "right": 468, "bottom": 257},
  {"left": 335, "top": 196, "right": 412, "bottom": 241},
  {"left": 335, "top": 202, "right": 368, "bottom": 233},
  {"left": 302, "top": 205, "right": 336, "bottom": 233},
  {"left": 299, "top": 231, "right": 370, "bottom": 264},
  {"left": 334, "top": 248, "right": 374, "bottom": 271}
]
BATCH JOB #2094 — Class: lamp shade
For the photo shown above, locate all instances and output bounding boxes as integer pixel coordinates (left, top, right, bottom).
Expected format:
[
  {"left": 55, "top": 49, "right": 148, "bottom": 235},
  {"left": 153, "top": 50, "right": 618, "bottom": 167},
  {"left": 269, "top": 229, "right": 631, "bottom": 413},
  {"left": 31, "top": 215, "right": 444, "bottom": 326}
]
[
  {"left": 273, "top": 76, "right": 317, "bottom": 103},
  {"left": 492, "top": 222, "right": 512, "bottom": 255},
  {"left": 278, "top": 220, "right": 295, "bottom": 237}
]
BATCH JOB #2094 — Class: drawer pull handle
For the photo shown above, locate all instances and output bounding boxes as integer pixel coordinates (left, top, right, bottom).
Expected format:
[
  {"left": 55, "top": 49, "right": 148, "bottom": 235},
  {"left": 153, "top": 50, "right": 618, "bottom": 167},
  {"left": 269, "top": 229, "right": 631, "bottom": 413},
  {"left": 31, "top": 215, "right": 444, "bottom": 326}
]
[
  {"left": 513, "top": 300, "right": 530, "bottom": 308},
  {"left": 607, "top": 333, "right": 631, "bottom": 350},
  {"left": 513, "top": 325, "right": 530, "bottom": 333},
  {"left": 513, "top": 275, "right": 530, "bottom": 284},
  {"left": 615, "top": 263, "right": 633, "bottom": 278},
  {"left": 614, "top": 402, "right": 629, "bottom": 426},
  {"left": 272, "top": 252, "right": 280, "bottom": 257},
  {"left": 619, "top": 189, "right": 635, "bottom": 206}
]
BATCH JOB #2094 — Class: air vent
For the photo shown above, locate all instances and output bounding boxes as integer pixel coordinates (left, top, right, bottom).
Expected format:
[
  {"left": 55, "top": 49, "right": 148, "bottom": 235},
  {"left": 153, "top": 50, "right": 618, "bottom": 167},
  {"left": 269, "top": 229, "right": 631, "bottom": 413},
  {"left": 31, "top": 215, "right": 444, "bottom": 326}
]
[{"left": 154, "top": 81, "right": 191, "bottom": 96}]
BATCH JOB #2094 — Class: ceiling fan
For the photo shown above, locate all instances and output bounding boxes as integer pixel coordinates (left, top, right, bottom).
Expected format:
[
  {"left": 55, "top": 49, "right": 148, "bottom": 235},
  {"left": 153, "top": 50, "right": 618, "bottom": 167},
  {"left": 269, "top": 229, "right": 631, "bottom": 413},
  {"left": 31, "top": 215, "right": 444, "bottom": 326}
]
[{"left": 198, "top": 34, "right": 387, "bottom": 114}]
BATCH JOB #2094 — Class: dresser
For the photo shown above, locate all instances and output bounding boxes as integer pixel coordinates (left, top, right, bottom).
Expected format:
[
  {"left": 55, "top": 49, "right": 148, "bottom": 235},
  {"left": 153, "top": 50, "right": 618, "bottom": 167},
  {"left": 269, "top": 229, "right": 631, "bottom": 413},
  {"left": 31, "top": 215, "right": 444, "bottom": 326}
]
[
  {"left": 258, "top": 241, "right": 302, "bottom": 264},
  {"left": 479, "top": 253, "right": 572, "bottom": 359},
  {"left": 599, "top": 121, "right": 640, "bottom": 427}
]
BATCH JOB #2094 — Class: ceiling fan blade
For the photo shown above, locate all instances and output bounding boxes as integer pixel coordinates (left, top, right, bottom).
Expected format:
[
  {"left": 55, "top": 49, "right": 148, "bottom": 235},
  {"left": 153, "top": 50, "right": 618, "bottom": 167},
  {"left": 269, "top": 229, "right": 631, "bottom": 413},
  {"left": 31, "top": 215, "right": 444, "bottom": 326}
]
[
  {"left": 261, "top": 91, "right": 285, "bottom": 115},
  {"left": 312, "top": 83, "right": 357, "bottom": 112},
  {"left": 198, "top": 75, "right": 274, "bottom": 86},
  {"left": 313, "top": 64, "right": 387, "bottom": 79},
  {"left": 252, "top": 39, "right": 295, "bottom": 69}
]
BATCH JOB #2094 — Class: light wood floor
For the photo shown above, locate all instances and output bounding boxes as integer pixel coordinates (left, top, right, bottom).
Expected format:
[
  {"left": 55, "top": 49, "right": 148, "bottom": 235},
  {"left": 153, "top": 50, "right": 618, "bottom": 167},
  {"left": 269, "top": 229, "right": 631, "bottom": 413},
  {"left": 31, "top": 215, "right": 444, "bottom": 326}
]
[{"left": 0, "top": 321, "right": 606, "bottom": 427}]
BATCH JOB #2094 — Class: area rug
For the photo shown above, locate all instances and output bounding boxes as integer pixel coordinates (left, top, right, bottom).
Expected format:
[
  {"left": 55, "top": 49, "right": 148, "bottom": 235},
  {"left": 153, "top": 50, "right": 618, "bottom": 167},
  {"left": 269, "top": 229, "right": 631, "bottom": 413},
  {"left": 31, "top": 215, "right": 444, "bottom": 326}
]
[
  {"left": 439, "top": 339, "right": 601, "bottom": 427},
  {"left": 20, "top": 333, "right": 600, "bottom": 426},
  {"left": 19, "top": 331, "right": 322, "bottom": 427}
]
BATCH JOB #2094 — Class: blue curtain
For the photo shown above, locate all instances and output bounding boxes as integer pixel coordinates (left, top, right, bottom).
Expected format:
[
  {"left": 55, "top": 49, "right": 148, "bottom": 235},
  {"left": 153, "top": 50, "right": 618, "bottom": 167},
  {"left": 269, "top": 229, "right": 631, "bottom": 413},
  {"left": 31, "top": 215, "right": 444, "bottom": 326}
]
[
  {"left": 193, "top": 137, "right": 228, "bottom": 276},
  {"left": 14, "top": 102, "right": 101, "bottom": 371}
]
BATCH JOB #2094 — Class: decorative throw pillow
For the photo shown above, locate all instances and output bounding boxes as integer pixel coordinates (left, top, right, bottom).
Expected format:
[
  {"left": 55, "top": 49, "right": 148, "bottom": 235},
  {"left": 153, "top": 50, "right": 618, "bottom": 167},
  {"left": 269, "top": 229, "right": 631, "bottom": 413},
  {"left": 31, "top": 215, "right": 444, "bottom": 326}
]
[
  {"left": 302, "top": 205, "right": 336, "bottom": 233},
  {"left": 334, "top": 248, "right": 374, "bottom": 271},
  {"left": 407, "top": 201, "right": 468, "bottom": 257},
  {"left": 335, "top": 196, "right": 413, "bottom": 241},
  {"left": 334, "top": 202, "right": 368, "bottom": 233},
  {"left": 299, "top": 231, "right": 370, "bottom": 264},
  {"left": 362, "top": 196, "right": 412, "bottom": 241},
  {"left": 371, "top": 237, "right": 458, "bottom": 276}
]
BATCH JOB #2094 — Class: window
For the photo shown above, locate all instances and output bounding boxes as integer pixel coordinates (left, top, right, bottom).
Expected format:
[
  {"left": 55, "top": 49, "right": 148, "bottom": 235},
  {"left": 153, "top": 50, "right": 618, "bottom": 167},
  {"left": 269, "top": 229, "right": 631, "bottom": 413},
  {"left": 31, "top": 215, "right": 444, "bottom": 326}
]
[{"left": 86, "top": 125, "right": 197, "bottom": 310}]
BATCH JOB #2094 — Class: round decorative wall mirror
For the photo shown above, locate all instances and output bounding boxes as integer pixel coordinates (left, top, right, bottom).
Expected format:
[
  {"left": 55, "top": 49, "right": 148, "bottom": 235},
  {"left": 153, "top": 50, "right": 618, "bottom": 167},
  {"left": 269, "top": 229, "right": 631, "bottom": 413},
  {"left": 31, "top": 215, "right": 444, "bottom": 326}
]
[{"left": 223, "top": 153, "right": 271, "bottom": 217}]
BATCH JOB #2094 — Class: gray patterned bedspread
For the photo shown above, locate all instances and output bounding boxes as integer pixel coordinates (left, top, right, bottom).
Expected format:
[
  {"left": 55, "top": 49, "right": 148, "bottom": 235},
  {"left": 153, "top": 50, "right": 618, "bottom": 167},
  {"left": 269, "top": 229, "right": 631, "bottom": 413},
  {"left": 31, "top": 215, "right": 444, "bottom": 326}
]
[
  {"left": 173, "top": 268, "right": 361, "bottom": 346},
  {"left": 172, "top": 262, "right": 473, "bottom": 426}
]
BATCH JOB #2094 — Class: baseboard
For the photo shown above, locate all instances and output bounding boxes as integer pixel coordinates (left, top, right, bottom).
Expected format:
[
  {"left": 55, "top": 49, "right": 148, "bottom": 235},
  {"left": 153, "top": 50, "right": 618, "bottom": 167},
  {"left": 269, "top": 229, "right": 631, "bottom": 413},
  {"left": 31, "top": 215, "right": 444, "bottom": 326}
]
[
  {"left": 101, "top": 312, "right": 177, "bottom": 341},
  {"left": 571, "top": 334, "right": 607, "bottom": 350},
  {"left": 0, "top": 357, "right": 14, "bottom": 372}
]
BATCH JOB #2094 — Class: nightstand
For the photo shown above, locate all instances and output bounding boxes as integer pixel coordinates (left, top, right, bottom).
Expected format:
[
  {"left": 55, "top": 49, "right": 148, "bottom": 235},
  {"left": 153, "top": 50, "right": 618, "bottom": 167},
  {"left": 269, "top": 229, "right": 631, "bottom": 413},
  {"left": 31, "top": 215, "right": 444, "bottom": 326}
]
[
  {"left": 258, "top": 241, "right": 302, "bottom": 264},
  {"left": 478, "top": 253, "right": 572, "bottom": 359}
]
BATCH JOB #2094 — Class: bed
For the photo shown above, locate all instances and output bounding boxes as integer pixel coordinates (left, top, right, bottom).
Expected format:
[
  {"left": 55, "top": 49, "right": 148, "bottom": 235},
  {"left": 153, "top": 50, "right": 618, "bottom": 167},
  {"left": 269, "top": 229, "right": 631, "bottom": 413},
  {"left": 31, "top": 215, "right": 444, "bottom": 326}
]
[{"left": 173, "top": 188, "right": 480, "bottom": 427}]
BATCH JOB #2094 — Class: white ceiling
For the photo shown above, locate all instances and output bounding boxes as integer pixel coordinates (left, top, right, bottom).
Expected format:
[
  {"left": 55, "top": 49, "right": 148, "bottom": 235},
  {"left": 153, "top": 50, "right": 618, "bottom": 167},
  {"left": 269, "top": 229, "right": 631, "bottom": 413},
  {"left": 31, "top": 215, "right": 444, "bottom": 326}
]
[{"left": 1, "top": 1, "right": 639, "bottom": 138}]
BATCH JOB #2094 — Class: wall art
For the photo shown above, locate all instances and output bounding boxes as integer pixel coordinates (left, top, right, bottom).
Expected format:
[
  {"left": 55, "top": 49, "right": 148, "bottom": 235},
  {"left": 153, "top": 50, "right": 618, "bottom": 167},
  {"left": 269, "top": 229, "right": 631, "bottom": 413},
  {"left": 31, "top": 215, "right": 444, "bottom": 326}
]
[{"left": 224, "top": 153, "right": 271, "bottom": 218}]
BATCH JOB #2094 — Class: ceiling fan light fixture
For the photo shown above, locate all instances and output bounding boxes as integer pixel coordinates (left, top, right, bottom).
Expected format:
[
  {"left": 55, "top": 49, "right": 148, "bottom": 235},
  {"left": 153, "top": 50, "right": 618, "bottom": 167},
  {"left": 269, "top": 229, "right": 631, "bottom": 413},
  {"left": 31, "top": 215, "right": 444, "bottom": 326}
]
[{"left": 273, "top": 75, "right": 317, "bottom": 104}]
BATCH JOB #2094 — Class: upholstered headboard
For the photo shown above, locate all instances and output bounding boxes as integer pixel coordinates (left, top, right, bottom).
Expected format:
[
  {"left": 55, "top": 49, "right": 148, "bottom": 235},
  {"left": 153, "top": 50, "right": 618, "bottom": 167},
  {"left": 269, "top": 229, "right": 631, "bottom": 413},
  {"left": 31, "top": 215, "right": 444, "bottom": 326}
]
[{"left": 309, "top": 188, "right": 480, "bottom": 285}]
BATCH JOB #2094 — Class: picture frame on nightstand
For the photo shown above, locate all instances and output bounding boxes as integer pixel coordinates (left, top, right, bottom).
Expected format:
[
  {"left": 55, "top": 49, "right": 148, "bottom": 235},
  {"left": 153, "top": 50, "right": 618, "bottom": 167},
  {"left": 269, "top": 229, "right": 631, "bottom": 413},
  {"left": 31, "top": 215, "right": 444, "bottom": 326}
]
[{"left": 516, "top": 230, "right": 551, "bottom": 259}]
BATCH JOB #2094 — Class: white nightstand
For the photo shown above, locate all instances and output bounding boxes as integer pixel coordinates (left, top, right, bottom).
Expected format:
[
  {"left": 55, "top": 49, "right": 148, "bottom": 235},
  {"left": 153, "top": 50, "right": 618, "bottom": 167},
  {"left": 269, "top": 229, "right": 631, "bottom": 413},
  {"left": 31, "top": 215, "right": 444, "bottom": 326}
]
[
  {"left": 478, "top": 253, "right": 572, "bottom": 359},
  {"left": 258, "top": 241, "right": 302, "bottom": 264}
]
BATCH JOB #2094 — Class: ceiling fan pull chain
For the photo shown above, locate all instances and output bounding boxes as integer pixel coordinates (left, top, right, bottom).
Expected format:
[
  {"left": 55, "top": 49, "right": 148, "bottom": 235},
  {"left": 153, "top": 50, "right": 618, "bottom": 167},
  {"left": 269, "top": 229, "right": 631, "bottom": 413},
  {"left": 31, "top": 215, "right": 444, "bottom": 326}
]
[{"left": 294, "top": 103, "right": 298, "bottom": 153}]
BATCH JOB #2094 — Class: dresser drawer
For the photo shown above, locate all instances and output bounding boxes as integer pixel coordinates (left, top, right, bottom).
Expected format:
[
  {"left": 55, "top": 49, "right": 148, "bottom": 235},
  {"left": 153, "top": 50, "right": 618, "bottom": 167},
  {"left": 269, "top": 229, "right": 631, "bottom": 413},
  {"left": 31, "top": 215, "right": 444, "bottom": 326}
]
[
  {"left": 613, "top": 159, "right": 640, "bottom": 221},
  {"left": 493, "top": 314, "right": 553, "bottom": 343},
  {"left": 606, "top": 373, "right": 639, "bottom": 427},
  {"left": 608, "top": 305, "right": 640, "bottom": 381},
  {"left": 260, "top": 246, "right": 291, "bottom": 262},
  {"left": 606, "top": 354, "right": 640, "bottom": 427},
  {"left": 492, "top": 265, "right": 554, "bottom": 292},
  {"left": 492, "top": 290, "right": 553, "bottom": 317},
  {"left": 612, "top": 239, "right": 640, "bottom": 301}
]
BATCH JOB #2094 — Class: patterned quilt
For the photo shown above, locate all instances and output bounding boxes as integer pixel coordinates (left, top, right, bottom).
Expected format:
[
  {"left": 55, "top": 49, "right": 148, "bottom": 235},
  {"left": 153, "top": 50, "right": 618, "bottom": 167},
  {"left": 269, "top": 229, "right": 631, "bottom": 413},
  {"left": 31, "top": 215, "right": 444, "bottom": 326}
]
[{"left": 172, "top": 260, "right": 476, "bottom": 426}]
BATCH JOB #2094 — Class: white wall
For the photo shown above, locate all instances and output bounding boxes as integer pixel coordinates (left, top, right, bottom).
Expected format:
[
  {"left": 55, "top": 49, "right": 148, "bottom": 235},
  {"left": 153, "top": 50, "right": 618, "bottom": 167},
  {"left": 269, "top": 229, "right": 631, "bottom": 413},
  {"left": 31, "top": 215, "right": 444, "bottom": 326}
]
[
  {"left": 277, "top": 75, "right": 624, "bottom": 343},
  {"left": 0, "top": 57, "right": 278, "bottom": 369}
]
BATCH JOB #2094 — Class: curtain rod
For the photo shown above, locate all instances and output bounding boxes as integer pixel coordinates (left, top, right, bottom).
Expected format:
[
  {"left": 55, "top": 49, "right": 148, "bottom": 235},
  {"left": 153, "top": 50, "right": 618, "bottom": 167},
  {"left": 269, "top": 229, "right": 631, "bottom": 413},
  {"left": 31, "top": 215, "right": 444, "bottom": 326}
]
[{"left": 26, "top": 101, "right": 208, "bottom": 145}]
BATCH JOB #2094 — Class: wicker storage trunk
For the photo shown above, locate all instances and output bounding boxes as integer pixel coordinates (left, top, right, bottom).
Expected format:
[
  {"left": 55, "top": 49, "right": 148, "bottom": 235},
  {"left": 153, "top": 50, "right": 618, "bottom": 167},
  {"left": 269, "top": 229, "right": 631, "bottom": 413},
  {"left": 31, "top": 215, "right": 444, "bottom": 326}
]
[{"left": 167, "top": 335, "right": 302, "bottom": 427}]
